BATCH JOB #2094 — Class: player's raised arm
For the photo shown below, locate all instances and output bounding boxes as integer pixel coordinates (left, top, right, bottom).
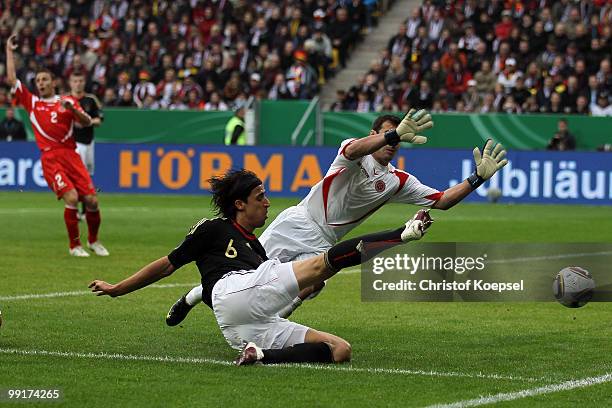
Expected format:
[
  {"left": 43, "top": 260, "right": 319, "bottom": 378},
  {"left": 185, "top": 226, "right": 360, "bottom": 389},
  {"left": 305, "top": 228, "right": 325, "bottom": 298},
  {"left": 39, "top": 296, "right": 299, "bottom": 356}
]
[
  {"left": 6, "top": 34, "right": 18, "bottom": 87},
  {"left": 432, "top": 139, "right": 508, "bottom": 210},
  {"left": 344, "top": 109, "right": 433, "bottom": 160},
  {"left": 62, "top": 98, "right": 92, "bottom": 127},
  {"left": 89, "top": 256, "right": 176, "bottom": 297}
]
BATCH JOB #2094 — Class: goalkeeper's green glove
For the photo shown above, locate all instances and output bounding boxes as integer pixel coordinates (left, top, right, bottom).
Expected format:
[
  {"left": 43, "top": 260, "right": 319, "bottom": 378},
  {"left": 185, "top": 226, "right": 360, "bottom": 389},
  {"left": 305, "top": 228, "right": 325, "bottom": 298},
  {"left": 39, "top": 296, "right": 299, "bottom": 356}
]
[
  {"left": 384, "top": 109, "right": 434, "bottom": 145},
  {"left": 467, "top": 139, "right": 508, "bottom": 189}
]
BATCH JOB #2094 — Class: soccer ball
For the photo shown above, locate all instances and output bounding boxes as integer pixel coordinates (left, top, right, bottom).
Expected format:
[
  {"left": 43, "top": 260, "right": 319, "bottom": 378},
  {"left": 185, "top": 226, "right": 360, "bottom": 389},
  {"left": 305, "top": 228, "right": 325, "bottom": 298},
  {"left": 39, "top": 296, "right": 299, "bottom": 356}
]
[
  {"left": 553, "top": 267, "right": 595, "bottom": 308},
  {"left": 487, "top": 187, "right": 502, "bottom": 203}
]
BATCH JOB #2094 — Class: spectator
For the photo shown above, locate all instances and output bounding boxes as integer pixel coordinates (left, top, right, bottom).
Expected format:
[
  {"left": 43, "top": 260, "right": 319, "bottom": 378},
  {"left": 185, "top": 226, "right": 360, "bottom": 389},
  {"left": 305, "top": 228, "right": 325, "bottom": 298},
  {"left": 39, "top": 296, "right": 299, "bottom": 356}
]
[
  {"left": 329, "top": 90, "right": 347, "bottom": 112},
  {"left": 467, "top": 41, "right": 490, "bottom": 74},
  {"left": 204, "top": 92, "right": 229, "bottom": 111},
  {"left": 427, "top": 9, "right": 445, "bottom": 41},
  {"left": 406, "top": 8, "right": 422, "bottom": 39},
  {"left": 536, "top": 77, "right": 555, "bottom": 109},
  {"left": 574, "top": 95, "right": 590, "bottom": 115},
  {"left": 224, "top": 103, "right": 246, "bottom": 145},
  {"left": 268, "top": 73, "right": 291, "bottom": 100},
  {"left": 546, "top": 92, "right": 565, "bottom": 114},
  {"left": 591, "top": 93, "right": 612, "bottom": 117},
  {"left": 156, "top": 69, "right": 182, "bottom": 109},
  {"left": 387, "top": 24, "right": 410, "bottom": 57},
  {"left": 495, "top": 10, "right": 514, "bottom": 41},
  {"left": 457, "top": 22, "right": 482, "bottom": 52},
  {"left": 133, "top": 71, "right": 156, "bottom": 108},
  {"left": 247, "top": 73, "right": 262, "bottom": 98},
  {"left": 1, "top": 0, "right": 383, "bottom": 111},
  {"left": 523, "top": 95, "right": 540, "bottom": 113},
  {"left": 308, "top": 28, "right": 333, "bottom": 80},
  {"left": 384, "top": 56, "right": 406, "bottom": 92},
  {"left": 286, "top": 50, "right": 318, "bottom": 99},
  {"left": 463, "top": 79, "right": 481, "bottom": 112},
  {"left": 411, "top": 80, "right": 434, "bottom": 110},
  {"left": 492, "top": 83, "right": 506, "bottom": 112},
  {"left": 375, "top": 94, "right": 398, "bottom": 112},
  {"left": 480, "top": 93, "right": 496, "bottom": 113},
  {"left": 547, "top": 118, "right": 576, "bottom": 151},
  {"left": 530, "top": 20, "right": 548, "bottom": 54},
  {"left": 422, "top": 60, "right": 446, "bottom": 94},
  {"left": 446, "top": 61, "right": 472, "bottom": 105},
  {"left": 116, "top": 89, "right": 136, "bottom": 107},
  {"left": 523, "top": 62, "right": 542, "bottom": 90},
  {"left": 562, "top": 76, "right": 581, "bottom": 113},
  {"left": 440, "top": 42, "right": 467, "bottom": 72},
  {"left": 142, "top": 95, "right": 161, "bottom": 110},
  {"left": 501, "top": 95, "right": 521, "bottom": 113},
  {"left": 103, "top": 88, "right": 118, "bottom": 106},
  {"left": 0, "top": 88, "right": 10, "bottom": 107},
  {"left": 327, "top": 8, "right": 353, "bottom": 68},
  {"left": 474, "top": 60, "right": 496, "bottom": 95},
  {"left": 497, "top": 58, "right": 521, "bottom": 93},
  {"left": 0, "top": 108, "right": 27, "bottom": 142},
  {"left": 512, "top": 77, "right": 531, "bottom": 109},
  {"left": 355, "top": 91, "right": 373, "bottom": 112}
]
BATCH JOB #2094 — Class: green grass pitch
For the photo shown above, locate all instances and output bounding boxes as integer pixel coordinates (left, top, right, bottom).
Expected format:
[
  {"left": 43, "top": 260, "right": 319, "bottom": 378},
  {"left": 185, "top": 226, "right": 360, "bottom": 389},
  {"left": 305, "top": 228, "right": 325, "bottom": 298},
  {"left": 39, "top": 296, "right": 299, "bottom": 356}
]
[{"left": 1, "top": 191, "right": 612, "bottom": 407}]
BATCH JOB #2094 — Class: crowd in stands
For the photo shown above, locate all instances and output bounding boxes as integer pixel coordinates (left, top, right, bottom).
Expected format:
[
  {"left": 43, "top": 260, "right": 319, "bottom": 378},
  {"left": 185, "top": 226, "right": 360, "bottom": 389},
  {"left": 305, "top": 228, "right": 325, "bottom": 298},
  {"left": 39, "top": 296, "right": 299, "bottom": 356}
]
[
  {"left": 0, "top": 0, "right": 383, "bottom": 110},
  {"left": 332, "top": 0, "right": 612, "bottom": 116}
]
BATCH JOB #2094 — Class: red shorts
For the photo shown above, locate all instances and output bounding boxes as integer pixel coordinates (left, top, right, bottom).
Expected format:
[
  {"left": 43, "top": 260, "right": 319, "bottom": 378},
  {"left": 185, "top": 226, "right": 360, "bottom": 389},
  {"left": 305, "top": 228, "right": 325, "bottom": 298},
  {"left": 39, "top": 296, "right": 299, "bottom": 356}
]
[{"left": 41, "top": 148, "right": 96, "bottom": 199}]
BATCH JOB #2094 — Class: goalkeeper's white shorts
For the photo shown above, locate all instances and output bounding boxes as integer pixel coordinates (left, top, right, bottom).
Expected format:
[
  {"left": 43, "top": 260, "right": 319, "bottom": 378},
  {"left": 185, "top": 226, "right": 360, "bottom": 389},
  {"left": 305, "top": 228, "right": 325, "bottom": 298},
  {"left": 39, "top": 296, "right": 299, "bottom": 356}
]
[{"left": 260, "top": 206, "right": 333, "bottom": 262}]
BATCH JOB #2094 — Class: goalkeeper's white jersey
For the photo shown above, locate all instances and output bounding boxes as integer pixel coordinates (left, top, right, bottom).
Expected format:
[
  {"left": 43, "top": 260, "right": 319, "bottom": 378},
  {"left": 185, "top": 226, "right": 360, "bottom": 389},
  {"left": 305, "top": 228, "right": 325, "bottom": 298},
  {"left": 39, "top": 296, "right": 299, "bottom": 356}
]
[{"left": 298, "top": 138, "right": 443, "bottom": 243}]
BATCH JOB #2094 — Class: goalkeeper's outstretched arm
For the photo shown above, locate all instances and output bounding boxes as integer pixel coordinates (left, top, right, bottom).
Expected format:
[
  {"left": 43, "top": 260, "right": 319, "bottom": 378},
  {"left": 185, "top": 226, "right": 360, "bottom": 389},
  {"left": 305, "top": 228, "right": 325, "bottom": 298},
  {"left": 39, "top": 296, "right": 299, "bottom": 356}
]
[
  {"left": 344, "top": 109, "right": 434, "bottom": 160},
  {"left": 433, "top": 139, "right": 508, "bottom": 210}
]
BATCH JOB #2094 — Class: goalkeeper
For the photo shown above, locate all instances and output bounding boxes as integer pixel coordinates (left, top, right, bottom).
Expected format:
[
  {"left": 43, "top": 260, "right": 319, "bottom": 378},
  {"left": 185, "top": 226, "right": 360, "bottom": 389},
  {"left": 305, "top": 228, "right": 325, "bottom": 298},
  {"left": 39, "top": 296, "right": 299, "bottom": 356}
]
[{"left": 166, "top": 109, "right": 508, "bottom": 322}]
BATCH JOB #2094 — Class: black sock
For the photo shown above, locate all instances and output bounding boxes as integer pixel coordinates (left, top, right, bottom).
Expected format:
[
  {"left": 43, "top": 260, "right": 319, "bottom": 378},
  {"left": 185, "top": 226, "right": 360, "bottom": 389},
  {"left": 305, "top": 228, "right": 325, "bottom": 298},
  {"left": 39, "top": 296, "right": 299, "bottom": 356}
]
[
  {"left": 261, "top": 342, "right": 334, "bottom": 364},
  {"left": 325, "top": 227, "right": 404, "bottom": 272}
]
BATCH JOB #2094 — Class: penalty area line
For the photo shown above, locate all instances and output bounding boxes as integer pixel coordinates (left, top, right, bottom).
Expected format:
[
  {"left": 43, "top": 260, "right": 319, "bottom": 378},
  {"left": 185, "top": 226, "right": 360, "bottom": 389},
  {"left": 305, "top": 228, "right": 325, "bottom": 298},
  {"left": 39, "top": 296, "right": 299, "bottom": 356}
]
[
  {"left": 1, "top": 272, "right": 360, "bottom": 302},
  {"left": 426, "top": 372, "right": 612, "bottom": 407},
  {"left": 0, "top": 283, "right": 200, "bottom": 301},
  {"left": 0, "top": 348, "right": 545, "bottom": 382}
]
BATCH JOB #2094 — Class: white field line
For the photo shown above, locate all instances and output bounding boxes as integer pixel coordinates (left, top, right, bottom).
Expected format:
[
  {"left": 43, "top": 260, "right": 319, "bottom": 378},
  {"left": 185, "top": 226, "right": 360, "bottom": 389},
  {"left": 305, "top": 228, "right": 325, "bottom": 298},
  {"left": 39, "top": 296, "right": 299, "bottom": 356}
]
[
  {"left": 0, "top": 283, "right": 199, "bottom": 301},
  {"left": 486, "top": 251, "right": 612, "bottom": 264},
  {"left": 341, "top": 251, "right": 612, "bottom": 275},
  {"left": 0, "top": 208, "right": 156, "bottom": 214},
  {"left": 4, "top": 250, "right": 610, "bottom": 299},
  {"left": 0, "top": 348, "right": 546, "bottom": 383},
  {"left": 426, "top": 372, "right": 612, "bottom": 408},
  {"left": 0, "top": 269, "right": 360, "bottom": 302}
]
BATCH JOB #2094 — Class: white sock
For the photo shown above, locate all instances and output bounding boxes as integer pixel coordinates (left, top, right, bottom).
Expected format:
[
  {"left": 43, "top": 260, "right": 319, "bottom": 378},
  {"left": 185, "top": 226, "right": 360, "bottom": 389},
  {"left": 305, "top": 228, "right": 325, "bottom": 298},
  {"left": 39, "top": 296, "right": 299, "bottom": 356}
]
[
  {"left": 185, "top": 285, "right": 203, "bottom": 306},
  {"left": 278, "top": 297, "right": 303, "bottom": 319}
]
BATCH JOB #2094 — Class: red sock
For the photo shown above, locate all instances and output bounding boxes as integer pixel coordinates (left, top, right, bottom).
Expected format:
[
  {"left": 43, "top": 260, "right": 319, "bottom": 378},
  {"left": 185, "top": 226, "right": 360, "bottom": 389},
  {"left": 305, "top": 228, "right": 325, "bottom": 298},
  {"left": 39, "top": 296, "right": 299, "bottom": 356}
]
[
  {"left": 64, "top": 207, "right": 81, "bottom": 249},
  {"left": 86, "top": 210, "right": 101, "bottom": 244}
]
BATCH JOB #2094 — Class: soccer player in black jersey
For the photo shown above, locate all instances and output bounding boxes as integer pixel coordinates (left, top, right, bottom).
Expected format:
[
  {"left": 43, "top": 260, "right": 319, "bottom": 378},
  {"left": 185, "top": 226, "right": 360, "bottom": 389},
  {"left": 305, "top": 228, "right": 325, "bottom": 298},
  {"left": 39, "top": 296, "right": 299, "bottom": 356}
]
[
  {"left": 70, "top": 71, "right": 103, "bottom": 175},
  {"left": 89, "top": 169, "right": 433, "bottom": 365},
  {"left": 69, "top": 71, "right": 104, "bottom": 222}
]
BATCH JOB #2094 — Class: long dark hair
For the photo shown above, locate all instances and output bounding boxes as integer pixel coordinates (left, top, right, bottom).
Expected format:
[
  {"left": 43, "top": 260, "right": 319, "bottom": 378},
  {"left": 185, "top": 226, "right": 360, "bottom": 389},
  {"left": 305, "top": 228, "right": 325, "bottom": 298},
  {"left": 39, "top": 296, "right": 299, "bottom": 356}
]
[{"left": 209, "top": 169, "right": 262, "bottom": 219}]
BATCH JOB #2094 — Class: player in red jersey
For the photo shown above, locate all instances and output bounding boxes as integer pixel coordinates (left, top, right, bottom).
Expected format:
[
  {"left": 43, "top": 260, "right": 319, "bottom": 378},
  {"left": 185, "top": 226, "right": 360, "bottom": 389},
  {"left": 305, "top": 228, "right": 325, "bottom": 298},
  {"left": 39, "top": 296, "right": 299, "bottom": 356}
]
[{"left": 6, "top": 35, "right": 109, "bottom": 257}]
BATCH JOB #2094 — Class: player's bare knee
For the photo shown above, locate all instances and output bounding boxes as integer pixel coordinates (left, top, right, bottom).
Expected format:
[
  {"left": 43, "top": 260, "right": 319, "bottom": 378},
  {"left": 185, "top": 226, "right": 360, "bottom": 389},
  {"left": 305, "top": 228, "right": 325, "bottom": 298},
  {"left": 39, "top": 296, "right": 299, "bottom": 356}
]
[
  {"left": 331, "top": 340, "right": 352, "bottom": 363},
  {"left": 84, "top": 195, "right": 99, "bottom": 211},
  {"left": 312, "top": 256, "right": 331, "bottom": 280},
  {"left": 293, "top": 256, "right": 330, "bottom": 289},
  {"left": 62, "top": 190, "right": 78, "bottom": 207}
]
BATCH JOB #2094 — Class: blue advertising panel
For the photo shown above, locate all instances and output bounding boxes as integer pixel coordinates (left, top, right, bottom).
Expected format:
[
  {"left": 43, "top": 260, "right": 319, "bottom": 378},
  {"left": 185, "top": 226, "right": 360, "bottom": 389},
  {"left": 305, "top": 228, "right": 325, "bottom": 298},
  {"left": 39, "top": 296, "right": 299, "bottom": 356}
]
[{"left": 1, "top": 141, "right": 611, "bottom": 205}]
